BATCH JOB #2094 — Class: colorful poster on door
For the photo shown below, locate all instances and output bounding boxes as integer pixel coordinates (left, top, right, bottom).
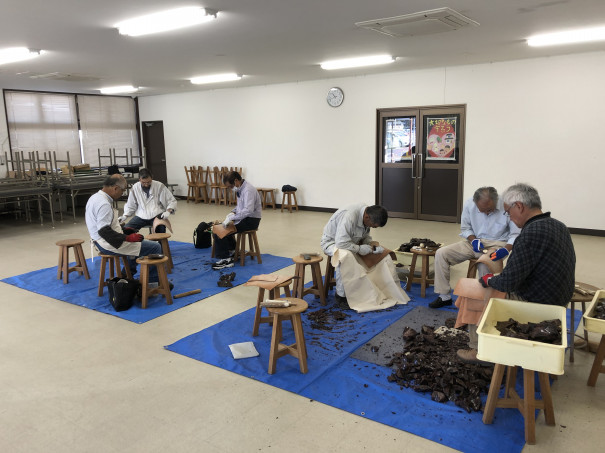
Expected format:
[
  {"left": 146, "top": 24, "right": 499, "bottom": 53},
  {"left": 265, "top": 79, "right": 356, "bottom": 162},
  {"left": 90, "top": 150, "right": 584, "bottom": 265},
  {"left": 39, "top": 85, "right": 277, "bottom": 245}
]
[{"left": 425, "top": 117, "right": 457, "bottom": 161}]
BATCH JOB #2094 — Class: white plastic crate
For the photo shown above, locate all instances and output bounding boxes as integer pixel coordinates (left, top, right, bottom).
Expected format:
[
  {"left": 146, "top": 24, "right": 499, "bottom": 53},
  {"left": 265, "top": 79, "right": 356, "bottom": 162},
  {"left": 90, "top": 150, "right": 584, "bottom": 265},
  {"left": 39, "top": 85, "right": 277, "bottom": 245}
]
[
  {"left": 583, "top": 289, "right": 605, "bottom": 335},
  {"left": 477, "top": 298, "right": 567, "bottom": 375}
]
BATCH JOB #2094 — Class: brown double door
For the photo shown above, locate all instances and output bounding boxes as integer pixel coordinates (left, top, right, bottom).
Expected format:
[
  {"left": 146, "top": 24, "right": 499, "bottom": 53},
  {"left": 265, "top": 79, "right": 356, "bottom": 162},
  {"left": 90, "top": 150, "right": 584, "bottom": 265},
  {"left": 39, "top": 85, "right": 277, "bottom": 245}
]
[{"left": 377, "top": 105, "right": 465, "bottom": 223}]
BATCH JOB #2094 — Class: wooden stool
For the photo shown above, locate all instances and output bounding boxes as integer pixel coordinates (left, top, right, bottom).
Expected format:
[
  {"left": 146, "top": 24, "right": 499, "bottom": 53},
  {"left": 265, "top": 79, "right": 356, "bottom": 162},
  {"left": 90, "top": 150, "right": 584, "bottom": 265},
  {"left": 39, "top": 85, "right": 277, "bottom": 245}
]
[
  {"left": 136, "top": 256, "right": 173, "bottom": 309},
  {"left": 292, "top": 255, "right": 326, "bottom": 305},
  {"left": 257, "top": 188, "right": 276, "bottom": 209},
  {"left": 56, "top": 239, "right": 90, "bottom": 284},
  {"left": 252, "top": 278, "right": 293, "bottom": 336},
  {"left": 98, "top": 254, "right": 133, "bottom": 296},
  {"left": 266, "top": 297, "right": 308, "bottom": 374},
  {"left": 323, "top": 254, "right": 336, "bottom": 301},
  {"left": 405, "top": 247, "right": 436, "bottom": 298},
  {"left": 281, "top": 191, "right": 299, "bottom": 213},
  {"left": 146, "top": 232, "right": 174, "bottom": 273},
  {"left": 483, "top": 364, "right": 555, "bottom": 445},
  {"left": 568, "top": 282, "right": 599, "bottom": 362},
  {"left": 587, "top": 334, "right": 605, "bottom": 386},
  {"left": 466, "top": 258, "right": 479, "bottom": 278},
  {"left": 235, "top": 230, "right": 262, "bottom": 266}
]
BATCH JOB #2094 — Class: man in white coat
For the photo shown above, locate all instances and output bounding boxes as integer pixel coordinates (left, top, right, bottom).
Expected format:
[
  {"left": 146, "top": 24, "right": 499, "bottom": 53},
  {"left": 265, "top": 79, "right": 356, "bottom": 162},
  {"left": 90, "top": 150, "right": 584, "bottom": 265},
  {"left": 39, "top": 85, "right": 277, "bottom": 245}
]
[{"left": 120, "top": 168, "right": 177, "bottom": 233}]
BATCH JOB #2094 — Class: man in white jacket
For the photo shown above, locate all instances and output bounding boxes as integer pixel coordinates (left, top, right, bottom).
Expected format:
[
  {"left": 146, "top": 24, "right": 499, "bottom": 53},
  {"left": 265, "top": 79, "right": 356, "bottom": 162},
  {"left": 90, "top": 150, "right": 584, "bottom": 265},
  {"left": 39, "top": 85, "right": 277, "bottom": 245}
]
[{"left": 120, "top": 168, "right": 177, "bottom": 233}]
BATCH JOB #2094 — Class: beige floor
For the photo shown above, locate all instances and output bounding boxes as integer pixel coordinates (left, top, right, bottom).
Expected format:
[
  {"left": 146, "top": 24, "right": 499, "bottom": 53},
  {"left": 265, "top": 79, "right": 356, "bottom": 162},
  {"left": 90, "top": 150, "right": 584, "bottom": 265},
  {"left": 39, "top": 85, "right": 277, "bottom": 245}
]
[{"left": 1, "top": 201, "right": 604, "bottom": 453}]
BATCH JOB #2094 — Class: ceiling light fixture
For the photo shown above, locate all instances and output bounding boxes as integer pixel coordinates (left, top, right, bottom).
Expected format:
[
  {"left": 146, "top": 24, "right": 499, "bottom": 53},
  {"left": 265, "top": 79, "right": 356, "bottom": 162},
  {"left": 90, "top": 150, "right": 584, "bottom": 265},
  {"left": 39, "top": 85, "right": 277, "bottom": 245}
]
[
  {"left": 320, "top": 55, "right": 395, "bottom": 70},
  {"left": 190, "top": 73, "right": 242, "bottom": 84},
  {"left": 99, "top": 85, "right": 138, "bottom": 95},
  {"left": 116, "top": 7, "right": 217, "bottom": 37},
  {"left": 0, "top": 47, "right": 42, "bottom": 65},
  {"left": 528, "top": 26, "right": 605, "bottom": 47}
]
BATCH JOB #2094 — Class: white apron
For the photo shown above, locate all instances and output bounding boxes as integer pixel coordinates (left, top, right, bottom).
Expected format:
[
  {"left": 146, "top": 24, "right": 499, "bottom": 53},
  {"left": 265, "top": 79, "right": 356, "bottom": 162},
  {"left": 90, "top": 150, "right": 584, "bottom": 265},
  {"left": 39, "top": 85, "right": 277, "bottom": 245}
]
[{"left": 96, "top": 208, "right": 142, "bottom": 257}]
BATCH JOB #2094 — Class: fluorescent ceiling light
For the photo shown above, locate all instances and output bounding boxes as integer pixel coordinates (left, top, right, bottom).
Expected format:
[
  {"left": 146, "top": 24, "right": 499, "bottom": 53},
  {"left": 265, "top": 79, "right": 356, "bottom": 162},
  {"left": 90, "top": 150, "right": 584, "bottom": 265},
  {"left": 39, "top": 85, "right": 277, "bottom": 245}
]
[
  {"left": 190, "top": 73, "right": 242, "bottom": 84},
  {"left": 528, "top": 26, "right": 605, "bottom": 47},
  {"left": 100, "top": 85, "right": 138, "bottom": 94},
  {"left": 116, "top": 7, "right": 217, "bottom": 37},
  {"left": 0, "top": 47, "right": 42, "bottom": 65},
  {"left": 320, "top": 55, "right": 395, "bottom": 70}
]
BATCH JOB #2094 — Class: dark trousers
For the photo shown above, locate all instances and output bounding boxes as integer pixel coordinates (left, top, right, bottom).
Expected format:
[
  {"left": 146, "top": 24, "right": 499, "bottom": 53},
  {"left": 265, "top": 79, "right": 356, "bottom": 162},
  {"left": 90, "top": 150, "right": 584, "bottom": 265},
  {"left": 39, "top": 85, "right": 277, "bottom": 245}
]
[
  {"left": 126, "top": 216, "right": 166, "bottom": 233},
  {"left": 213, "top": 217, "right": 261, "bottom": 259}
]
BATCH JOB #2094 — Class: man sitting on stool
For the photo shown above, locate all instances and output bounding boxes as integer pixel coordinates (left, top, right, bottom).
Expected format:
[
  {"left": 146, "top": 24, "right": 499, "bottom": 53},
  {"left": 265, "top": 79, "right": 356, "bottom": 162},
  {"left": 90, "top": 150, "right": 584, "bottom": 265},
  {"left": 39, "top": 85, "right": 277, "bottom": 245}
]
[
  {"left": 85, "top": 174, "right": 163, "bottom": 281},
  {"left": 429, "top": 186, "right": 520, "bottom": 309},
  {"left": 212, "top": 171, "right": 262, "bottom": 270},
  {"left": 119, "top": 168, "right": 177, "bottom": 234}
]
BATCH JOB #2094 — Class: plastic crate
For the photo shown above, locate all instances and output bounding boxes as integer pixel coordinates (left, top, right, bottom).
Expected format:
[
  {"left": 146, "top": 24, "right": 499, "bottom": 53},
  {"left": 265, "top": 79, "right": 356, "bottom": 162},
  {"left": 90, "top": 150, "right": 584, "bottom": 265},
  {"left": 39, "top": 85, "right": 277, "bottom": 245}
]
[
  {"left": 583, "top": 289, "right": 605, "bottom": 335},
  {"left": 477, "top": 298, "right": 567, "bottom": 375}
]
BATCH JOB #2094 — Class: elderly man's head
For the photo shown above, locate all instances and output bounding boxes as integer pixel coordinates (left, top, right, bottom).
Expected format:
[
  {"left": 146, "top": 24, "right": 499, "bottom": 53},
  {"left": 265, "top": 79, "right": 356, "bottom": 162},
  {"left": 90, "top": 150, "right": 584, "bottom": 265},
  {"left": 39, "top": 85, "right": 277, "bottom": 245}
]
[
  {"left": 138, "top": 168, "right": 153, "bottom": 189},
  {"left": 502, "top": 183, "right": 542, "bottom": 228},
  {"left": 103, "top": 174, "right": 127, "bottom": 200},
  {"left": 363, "top": 205, "right": 388, "bottom": 228},
  {"left": 473, "top": 187, "right": 498, "bottom": 214}
]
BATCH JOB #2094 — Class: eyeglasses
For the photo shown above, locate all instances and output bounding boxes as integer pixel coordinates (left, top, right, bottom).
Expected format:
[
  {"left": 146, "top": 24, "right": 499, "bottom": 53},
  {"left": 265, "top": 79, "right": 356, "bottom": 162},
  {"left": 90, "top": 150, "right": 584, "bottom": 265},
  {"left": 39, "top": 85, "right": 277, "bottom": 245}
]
[{"left": 503, "top": 202, "right": 518, "bottom": 217}]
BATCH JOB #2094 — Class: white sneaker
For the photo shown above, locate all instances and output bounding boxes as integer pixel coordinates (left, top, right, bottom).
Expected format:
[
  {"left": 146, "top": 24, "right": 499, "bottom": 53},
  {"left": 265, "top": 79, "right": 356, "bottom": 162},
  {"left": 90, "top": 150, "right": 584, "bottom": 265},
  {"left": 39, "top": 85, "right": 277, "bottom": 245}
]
[{"left": 212, "top": 258, "right": 235, "bottom": 270}]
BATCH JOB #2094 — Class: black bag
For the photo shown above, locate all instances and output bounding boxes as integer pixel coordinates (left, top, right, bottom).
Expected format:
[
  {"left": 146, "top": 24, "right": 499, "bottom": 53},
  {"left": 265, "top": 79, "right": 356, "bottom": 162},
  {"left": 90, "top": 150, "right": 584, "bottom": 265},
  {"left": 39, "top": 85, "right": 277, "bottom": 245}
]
[
  {"left": 106, "top": 277, "right": 140, "bottom": 311},
  {"left": 282, "top": 184, "right": 297, "bottom": 192},
  {"left": 107, "top": 165, "right": 120, "bottom": 175},
  {"left": 194, "top": 221, "right": 213, "bottom": 249}
]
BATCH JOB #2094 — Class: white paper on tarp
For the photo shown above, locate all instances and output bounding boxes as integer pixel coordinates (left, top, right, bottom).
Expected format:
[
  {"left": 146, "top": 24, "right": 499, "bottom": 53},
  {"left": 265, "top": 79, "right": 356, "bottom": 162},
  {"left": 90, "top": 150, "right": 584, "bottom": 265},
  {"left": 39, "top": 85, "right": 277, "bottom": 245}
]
[
  {"left": 332, "top": 248, "right": 409, "bottom": 313},
  {"left": 228, "top": 342, "right": 259, "bottom": 359}
]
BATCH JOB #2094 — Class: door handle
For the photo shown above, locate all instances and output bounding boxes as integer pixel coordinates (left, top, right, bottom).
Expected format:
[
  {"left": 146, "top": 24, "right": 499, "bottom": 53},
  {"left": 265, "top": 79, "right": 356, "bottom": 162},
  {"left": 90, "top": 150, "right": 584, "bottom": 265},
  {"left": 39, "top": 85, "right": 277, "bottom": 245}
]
[
  {"left": 411, "top": 153, "right": 417, "bottom": 179},
  {"left": 418, "top": 153, "right": 424, "bottom": 179}
]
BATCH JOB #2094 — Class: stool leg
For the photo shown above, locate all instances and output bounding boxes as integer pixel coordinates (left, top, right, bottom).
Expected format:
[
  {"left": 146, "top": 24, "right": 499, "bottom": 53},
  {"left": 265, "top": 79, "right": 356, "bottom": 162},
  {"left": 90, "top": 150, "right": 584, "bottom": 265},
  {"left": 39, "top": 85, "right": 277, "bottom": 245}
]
[
  {"left": 98, "top": 257, "right": 108, "bottom": 297},
  {"left": 294, "top": 264, "right": 304, "bottom": 298},
  {"left": 268, "top": 314, "right": 282, "bottom": 374},
  {"left": 482, "top": 363, "right": 506, "bottom": 424},
  {"left": 570, "top": 304, "right": 575, "bottom": 362},
  {"left": 420, "top": 256, "right": 429, "bottom": 298},
  {"left": 252, "top": 288, "right": 266, "bottom": 336},
  {"left": 587, "top": 334, "right": 605, "bottom": 386},
  {"left": 57, "top": 246, "right": 64, "bottom": 280},
  {"left": 75, "top": 245, "right": 90, "bottom": 279},
  {"left": 311, "top": 263, "right": 326, "bottom": 305},
  {"left": 252, "top": 233, "right": 262, "bottom": 264},
  {"left": 523, "top": 368, "right": 536, "bottom": 445},
  {"left": 291, "top": 314, "right": 308, "bottom": 373},
  {"left": 406, "top": 254, "right": 418, "bottom": 292},
  {"left": 62, "top": 246, "right": 70, "bottom": 284},
  {"left": 156, "top": 263, "right": 173, "bottom": 305},
  {"left": 121, "top": 257, "right": 133, "bottom": 279},
  {"left": 140, "top": 264, "right": 149, "bottom": 309},
  {"left": 537, "top": 372, "right": 555, "bottom": 426}
]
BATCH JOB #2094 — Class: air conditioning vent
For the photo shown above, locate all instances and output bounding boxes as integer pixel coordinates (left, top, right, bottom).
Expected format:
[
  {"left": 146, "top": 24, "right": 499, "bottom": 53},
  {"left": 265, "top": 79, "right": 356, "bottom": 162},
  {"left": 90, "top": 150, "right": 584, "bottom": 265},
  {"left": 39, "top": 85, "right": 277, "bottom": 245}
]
[{"left": 355, "top": 7, "right": 479, "bottom": 38}]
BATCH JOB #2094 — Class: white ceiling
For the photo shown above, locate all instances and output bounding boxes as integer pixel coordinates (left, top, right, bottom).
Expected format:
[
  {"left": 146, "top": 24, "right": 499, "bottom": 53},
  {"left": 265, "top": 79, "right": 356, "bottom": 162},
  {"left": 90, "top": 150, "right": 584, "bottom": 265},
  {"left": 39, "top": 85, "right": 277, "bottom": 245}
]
[{"left": 1, "top": 0, "right": 604, "bottom": 96}]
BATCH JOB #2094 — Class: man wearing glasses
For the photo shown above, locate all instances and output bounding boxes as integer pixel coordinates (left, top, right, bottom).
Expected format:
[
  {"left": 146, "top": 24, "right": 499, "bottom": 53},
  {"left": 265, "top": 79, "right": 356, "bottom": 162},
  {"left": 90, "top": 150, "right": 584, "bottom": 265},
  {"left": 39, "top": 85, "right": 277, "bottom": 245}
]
[
  {"left": 86, "top": 174, "right": 162, "bottom": 279},
  {"left": 457, "top": 183, "right": 576, "bottom": 363},
  {"left": 430, "top": 186, "right": 521, "bottom": 309}
]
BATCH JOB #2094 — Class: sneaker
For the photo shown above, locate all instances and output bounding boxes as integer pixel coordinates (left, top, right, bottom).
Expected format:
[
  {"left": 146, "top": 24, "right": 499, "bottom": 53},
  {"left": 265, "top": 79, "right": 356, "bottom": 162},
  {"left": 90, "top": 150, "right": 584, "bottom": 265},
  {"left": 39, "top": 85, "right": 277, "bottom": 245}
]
[
  {"left": 212, "top": 258, "right": 235, "bottom": 270},
  {"left": 429, "top": 296, "right": 452, "bottom": 309},
  {"left": 456, "top": 348, "right": 491, "bottom": 366}
]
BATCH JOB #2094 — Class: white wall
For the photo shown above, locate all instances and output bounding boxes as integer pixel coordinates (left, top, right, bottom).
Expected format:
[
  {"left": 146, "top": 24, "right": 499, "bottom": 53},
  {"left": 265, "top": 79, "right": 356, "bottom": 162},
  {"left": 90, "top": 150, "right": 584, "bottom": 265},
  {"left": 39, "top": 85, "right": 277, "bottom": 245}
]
[
  {"left": 1, "top": 51, "right": 603, "bottom": 229},
  {"left": 138, "top": 51, "right": 605, "bottom": 230}
]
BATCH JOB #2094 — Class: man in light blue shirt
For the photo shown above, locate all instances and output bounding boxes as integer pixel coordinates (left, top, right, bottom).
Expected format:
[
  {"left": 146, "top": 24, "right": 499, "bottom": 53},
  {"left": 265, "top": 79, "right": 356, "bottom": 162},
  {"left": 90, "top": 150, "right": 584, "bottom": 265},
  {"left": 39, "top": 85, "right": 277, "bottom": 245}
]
[
  {"left": 429, "top": 186, "right": 520, "bottom": 308},
  {"left": 212, "top": 171, "right": 262, "bottom": 270}
]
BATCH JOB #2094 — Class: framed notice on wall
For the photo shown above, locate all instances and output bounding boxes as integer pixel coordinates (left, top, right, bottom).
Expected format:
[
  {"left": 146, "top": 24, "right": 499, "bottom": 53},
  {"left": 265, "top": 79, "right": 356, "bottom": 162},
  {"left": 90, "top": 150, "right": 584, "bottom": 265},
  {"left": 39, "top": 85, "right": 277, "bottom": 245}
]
[{"left": 424, "top": 115, "right": 459, "bottom": 161}]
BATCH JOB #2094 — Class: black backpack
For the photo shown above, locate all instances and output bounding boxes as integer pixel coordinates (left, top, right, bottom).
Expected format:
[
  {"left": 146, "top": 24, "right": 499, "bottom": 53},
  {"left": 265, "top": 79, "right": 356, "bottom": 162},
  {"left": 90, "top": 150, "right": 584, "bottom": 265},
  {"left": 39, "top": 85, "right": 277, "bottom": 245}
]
[
  {"left": 194, "top": 221, "right": 213, "bottom": 249},
  {"left": 106, "top": 277, "right": 140, "bottom": 311}
]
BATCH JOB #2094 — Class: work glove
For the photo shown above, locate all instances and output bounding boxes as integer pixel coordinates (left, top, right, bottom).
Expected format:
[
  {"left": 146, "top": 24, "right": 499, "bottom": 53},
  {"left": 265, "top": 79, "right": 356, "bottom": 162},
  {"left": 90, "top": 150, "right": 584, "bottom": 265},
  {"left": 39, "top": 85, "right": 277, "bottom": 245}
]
[
  {"left": 125, "top": 233, "right": 144, "bottom": 242},
  {"left": 372, "top": 246, "right": 385, "bottom": 254},
  {"left": 222, "top": 217, "right": 233, "bottom": 228},
  {"left": 118, "top": 215, "right": 127, "bottom": 224},
  {"left": 490, "top": 247, "right": 509, "bottom": 261},
  {"left": 479, "top": 273, "right": 494, "bottom": 288},
  {"left": 122, "top": 227, "right": 137, "bottom": 235},
  {"left": 471, "top": 238, "right": 484, "bottom": 253},
  {"left": 358, "top": 244, "right": 373, "bottom": 256},
  {"left": 160, "top": 210, "right": 171, "bottom": 219}
]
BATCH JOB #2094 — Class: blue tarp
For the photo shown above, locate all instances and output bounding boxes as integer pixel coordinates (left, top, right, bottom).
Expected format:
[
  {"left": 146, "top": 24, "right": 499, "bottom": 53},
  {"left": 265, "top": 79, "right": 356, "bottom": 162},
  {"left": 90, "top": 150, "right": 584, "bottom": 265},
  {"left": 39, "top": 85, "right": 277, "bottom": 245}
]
[
  {"left": 2, "top": 241, "right": 293, "bottom": 323},
  {"left": 165, "top": 285, "right": 581, "bottom": 453}
]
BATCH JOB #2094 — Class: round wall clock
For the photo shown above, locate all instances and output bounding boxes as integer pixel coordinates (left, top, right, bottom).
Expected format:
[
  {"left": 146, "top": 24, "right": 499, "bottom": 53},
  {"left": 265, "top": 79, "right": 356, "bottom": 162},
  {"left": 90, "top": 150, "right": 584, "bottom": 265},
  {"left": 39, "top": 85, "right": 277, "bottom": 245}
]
[{"left": 326, "top": 87, "right": 344, "bottom": 107}]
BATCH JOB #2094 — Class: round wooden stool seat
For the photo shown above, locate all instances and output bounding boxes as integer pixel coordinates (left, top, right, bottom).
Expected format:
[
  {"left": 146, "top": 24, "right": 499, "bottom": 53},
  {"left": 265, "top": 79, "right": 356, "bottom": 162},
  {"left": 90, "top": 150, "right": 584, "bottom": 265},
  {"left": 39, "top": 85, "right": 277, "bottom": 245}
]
[
  {"left": 136, "top": 255, "right": 173, "bottom": 309},
  {"left": 266, "top": 297, "right": 308, "bottom": 374},
  {"left": 56, "top": 239, "right": 90, "bottom": 284},
  {"left": 292, "top": 254, "right": 325, "bottom": 305},
  {"left": 252, "top": 277, "right": 293, "bottom": 336},
  {"left": 146, "top": 232, "right": 174, "bottom": 273}
]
